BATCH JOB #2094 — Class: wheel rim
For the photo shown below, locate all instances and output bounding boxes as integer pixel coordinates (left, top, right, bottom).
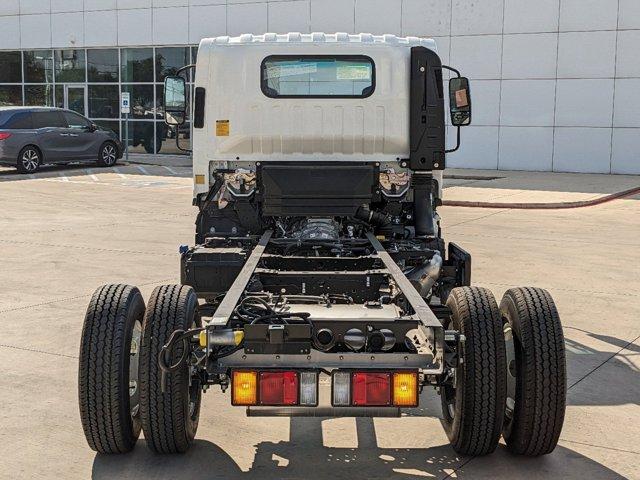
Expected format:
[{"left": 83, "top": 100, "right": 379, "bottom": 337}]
[
  {"left": 102, "top": 144, "right": 116, "bottom": 165},
  {"left": 21, "top": 149, "right": 39, "bottom": 172},
  {"left": 503, "top": 321, "right": 517, "bottom": 435},
  {"left": 129, "top": 320, "right": 142, "bottom": 419}
]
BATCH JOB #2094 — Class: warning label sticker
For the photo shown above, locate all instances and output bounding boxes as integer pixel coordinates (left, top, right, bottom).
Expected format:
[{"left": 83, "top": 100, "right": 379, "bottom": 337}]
[{"left": 216, "top": 120, "right": 229, "bottom": 136}]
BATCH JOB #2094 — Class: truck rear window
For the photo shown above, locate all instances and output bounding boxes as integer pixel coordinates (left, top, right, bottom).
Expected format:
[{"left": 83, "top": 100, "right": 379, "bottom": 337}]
[{"left": 261, "top": 56, "right": 375, "bottom": 98}]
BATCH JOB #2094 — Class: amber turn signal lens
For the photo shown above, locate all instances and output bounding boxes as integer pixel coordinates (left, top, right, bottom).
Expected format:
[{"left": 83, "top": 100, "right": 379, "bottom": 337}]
[
  {"left": 232, "top": 371, "right": 257, "bottom": 405},
  {"left": 393, "top": 372, "right": 418, "bottom": 407}
]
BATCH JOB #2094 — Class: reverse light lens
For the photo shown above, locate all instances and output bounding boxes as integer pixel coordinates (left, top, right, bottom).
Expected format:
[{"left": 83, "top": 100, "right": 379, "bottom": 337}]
[
  {"left": 259, "top": 371, "right": 298, "bottom": 405},
  {"left": 332, "top": 371, "right": 351, "bottom": 406},
  {"left": 299, "top": 371, "right": 318, "bottom": 406},
  {"left": 232, "top": 371, "right": 257, "bottom": 406},
  {"left": 352, "top": 372, "right": 391, "bottom": 406},
  {"left": 393, "top": 372, "right": 418, "bottom": 407}
]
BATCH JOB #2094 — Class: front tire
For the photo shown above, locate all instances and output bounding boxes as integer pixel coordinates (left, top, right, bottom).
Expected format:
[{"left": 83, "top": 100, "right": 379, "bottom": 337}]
[
  {"left": 440, "top": 286, "right": 507, "bottom": 456},
  {"left": 17, "top": 146, "right": 41, "bottom": 173},
  {"left": 97, "top": 141, "right": 118, "bottom": 167},
  {"left": 139, "top": 285, "right": 201, "bottom": 453},
  {"left": 500, "top": 287, "right": 566, "bottom": 456},
  {"left": 78, "top": 284, "right": 145, "bottom": 453}
]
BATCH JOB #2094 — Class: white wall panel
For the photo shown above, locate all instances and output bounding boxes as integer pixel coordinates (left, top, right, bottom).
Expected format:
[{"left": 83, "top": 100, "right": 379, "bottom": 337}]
[
  {"left": 269, "top": 0, "right": 309, "bottom": 33},
  {"left": 402, "top": 0, "right": 451, "bottom": 37},
  {"left": 450, "top": 35, "right": 502, "bottom": 80},
  {"left": 355, "top": 0, "right": 401, "bottom": 35},
  {"left": 117, "top": 0, "right": 152, "bottom": 9},
  {"left": 469, "top": 80, "right": 500, "bottom": 126},
  {"left": 555, "top": 79, "right": 614, "bottom": 128},
  {"left": 85, "top": 0, "right": 117, "bottom": 10},
  {"left": 559, "top": 0, "right": 618, "bottom": 32},
  {"left": 619, "top": 0, "right": 640, "bottom": 30},
  {"left": 117, "top": 8, "right": 152, "bottom": 45},
  {"left": 447, "top": 126, "right": 499, "bottom": 169},
  {"left": 613, "top": 79, "right": 640, "bottom": 128},
  {"left": 451, "top": 0, "right": 503, "bottom": 36},
  {"left": 0, "top": 16, "right": 20, "bottom": 49},
  {"left": 153, "top": 6, "right": 189, "bottom": 44},
  {"left": 499, "top": 127, "right": 554, "bottom": 171},
  {"left": 51, "top": 12, "right": 84, "bottom": 48},
  {"left": 503, "top": 0, "right": 558, "bottom": 34},
  {"left": 20, "top": 14, "right": 51, "bottom": 48},
  {"left": 553, "top": 128, "right": 612, "bottom": 173},
  {"left": 501, "top": 80, "right": 556, "bottom": 127},
  {"left": 616, "top": 30, "right": 640, "bottom": 78},
  {"left": 85, "top": 10, "right": 118, "bottom": 47},
  {"left": 310, "top": 0, "right": 354, "bottom": 33},
  {"left": 189, "top": 4, "right": 226, "bottom": 43},
  {"left": 0, "top": 0, "right": 19, "bottom": 16},
  {"left": 52, "top": 0, "right": 83, "bottom": 13},
  {"left": 557, "top": 31, "right": 617, "bottom": 79},
  {"left": 228, "top": 3, "right": 267, "bottom": 36},
  {"left": 20, "top": 0, "right": 51, "bottom": 15},
  {"left": 611, "top": 129, "right": 640, "bottom": 174},
  {"left": 502, "top": 33, "right": 557, "bottom": 79}
]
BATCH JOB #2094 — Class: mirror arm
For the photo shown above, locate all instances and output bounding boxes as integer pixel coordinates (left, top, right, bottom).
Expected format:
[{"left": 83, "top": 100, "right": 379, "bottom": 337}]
[
  {"left": 441, "top": 65, "right": 461, "bottom": 78},
  {"left": 445, "top": 126, "right": 461, "bottom": 154}
]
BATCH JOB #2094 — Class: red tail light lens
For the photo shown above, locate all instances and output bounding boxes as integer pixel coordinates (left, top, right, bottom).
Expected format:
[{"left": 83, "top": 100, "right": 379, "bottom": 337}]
[
  {"left": 0, "top": 133, "right": 12, "bottom": 141},
  {"left": 259, "top": 371, "right": 298, "bottom": 405},
  {"left": 352, "top": 372, "right": 391, "bottom": 406}
]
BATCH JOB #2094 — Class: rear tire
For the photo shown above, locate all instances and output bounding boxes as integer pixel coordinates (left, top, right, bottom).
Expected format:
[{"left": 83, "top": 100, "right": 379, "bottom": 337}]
[
  {"left": 97, "top": 141, "right": 118, "bottom": 167},
  {"left": 78, "top": 284, "right": 145, "bottom": 453},
  {"left": 139, "top": 284, "right": 201, "bottom": 453},
  {"left": 440, "top": 286, "right": 507, "bottom": 456},
  {"left": 500, "top": 287, "right": 566, "bottom": 456},
  {"left": 17, "top": 146, "right": 41, "bottom": 173}
]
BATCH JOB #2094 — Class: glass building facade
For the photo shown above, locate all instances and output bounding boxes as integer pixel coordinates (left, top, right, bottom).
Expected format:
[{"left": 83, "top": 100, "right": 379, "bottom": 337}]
[{"left": 0, "top": 46, "right": 197, "bottom": 155}]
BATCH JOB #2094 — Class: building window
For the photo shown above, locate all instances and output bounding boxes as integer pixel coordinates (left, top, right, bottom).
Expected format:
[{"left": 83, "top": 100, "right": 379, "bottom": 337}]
[
  {"left": 155, "top": 47, "right": 190, "bottom": 82},
  {"left": 0, "top": 51, "right": 22, "bottom": 83},
  {"left": 94, "top": 120, "right": 120, "bottom": 138},
  {"left": 121, "top": 48, "right": 154, "bottom": 83},
  {"left": 0, "top": 85, "right": 22, "bottom": 106},
  {"left": 88, "top": 49, "right": 119, "bottom": 83},
  {"left": 24, "top": 50, "right": 54, "bottom": 83},
  {"left": 89, "top": 85, "right": 119, "bottom": 118},
  {"left": 25, "top": 85, "right": 54, "bottom": 106},
  {"left": 55, "top": 49, "right": 86, "bottom": 83},
  {"left": 125, "top": 121, "right": 157, "bottom": 154},
  {"left": 121, "top": 84, "right": 155, "bottom": 119}
]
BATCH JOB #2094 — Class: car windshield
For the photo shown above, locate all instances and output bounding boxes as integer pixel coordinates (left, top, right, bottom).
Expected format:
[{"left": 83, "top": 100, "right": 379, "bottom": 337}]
[{"left": 262, "top": 56, "right": 375, "bottom": 98}]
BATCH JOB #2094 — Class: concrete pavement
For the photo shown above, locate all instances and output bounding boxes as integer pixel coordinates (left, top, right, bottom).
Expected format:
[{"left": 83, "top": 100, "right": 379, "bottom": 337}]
[{"left": 0, "top": 163, "right": 638, "bottom": 479}]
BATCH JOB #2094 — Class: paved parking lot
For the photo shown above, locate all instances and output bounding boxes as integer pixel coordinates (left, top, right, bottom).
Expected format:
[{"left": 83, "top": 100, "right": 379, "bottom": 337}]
[{"left": 0, "top": 162, "right": 638, "bottom": 479}]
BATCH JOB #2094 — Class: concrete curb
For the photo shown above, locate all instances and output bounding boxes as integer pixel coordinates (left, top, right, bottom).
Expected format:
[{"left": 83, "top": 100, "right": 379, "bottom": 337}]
[{"left": 443, "top": 186, "right": 640, "bottom": 209}]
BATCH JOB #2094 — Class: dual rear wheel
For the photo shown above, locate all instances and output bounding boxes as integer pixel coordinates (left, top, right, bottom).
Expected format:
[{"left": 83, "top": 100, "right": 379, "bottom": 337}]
[
  {"left": 78, "top": 284, "right": 201, "bottom": 454},
  {"left": 440, "top": 286, "right": 566, "bottom": 457}
]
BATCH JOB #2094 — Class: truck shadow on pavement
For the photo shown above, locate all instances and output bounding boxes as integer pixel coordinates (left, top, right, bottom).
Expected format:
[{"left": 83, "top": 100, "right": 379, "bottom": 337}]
[{"left": 91, "top": 416, "right": 628, "bottom": 480}]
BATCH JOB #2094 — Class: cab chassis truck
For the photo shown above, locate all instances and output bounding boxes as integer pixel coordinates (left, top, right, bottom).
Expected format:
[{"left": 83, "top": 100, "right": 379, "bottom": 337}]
[{"left": 79, "top": 33, "right": 566, "bottom": 457}]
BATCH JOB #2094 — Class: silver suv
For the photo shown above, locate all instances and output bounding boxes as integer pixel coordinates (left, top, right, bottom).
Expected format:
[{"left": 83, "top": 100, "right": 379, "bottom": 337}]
[{"left": 0, "top": 107, "right": 122, "bottom": 173}]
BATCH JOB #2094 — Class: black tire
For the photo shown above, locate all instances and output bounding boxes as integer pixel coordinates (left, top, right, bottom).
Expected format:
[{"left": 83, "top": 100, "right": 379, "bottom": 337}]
[
  {"left": 440, "top": 286, "right": 507, "bottom": 456},
  {"left": 97, "top": 141, "right": 118, "bottom": 167},
  {"left": 78, "top": 284, "right": 145, "bottom": 453},
  {"left": 17, "top": 145, "right": 42, "bottom": 173},
  {"left": 500, "top": 287, "right": 566, "bottom": 456},
  {"left": 139, "top": 284, "right": 201, "bottom": 453}
]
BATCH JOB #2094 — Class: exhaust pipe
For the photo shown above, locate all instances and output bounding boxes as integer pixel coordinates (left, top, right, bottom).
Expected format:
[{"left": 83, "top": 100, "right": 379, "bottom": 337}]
[{"left": 407, "top": 252, "right": 442, "bottom": 298}]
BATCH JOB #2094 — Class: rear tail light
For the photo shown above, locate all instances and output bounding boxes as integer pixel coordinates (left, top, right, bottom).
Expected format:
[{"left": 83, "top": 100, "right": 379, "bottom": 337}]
[
  {"left": 332, "top": 371, "right": 419, "bottom": 407},
  {"left": 0, "top": 133, "right": 11, "bottom": 141},
  {"left": 231, "top": 370, "right": 318, "bottom": 406},
  {"left": 259, "top": 371, "right": 298, "bottom": 405}
]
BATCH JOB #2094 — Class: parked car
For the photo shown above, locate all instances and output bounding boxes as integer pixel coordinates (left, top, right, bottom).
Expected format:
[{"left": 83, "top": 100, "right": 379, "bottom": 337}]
[{"left": 0, "top": 107, "right": 122, "bottom": 173}]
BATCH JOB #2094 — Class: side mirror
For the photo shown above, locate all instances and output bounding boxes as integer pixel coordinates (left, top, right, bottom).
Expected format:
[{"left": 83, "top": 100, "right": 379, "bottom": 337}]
[
  {"left": 164, "top": 75, "right": 186, "bottom": 126},
  {"left": 88, "top": 123, "right": 98, "bottom": 132},
  {"left": 449, "top": 77, "right": 471, "bottom": 127}
]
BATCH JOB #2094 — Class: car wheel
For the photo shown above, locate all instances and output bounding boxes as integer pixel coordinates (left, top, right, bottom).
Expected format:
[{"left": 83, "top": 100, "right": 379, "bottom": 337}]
[
  {"left": 97, "top": 142, "right": 118, "bottom": 167},
  {"left": 17, "top": 146, "right": 41, "bottom": 173}
]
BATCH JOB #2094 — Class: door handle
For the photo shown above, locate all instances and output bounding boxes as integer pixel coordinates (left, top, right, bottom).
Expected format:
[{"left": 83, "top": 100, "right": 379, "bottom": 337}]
[
  {"left": 68, "top": 134, "right": 79, "bottom": 137},
  {"left": 59, "top": 133, "right": 69, "bottom": 136}
]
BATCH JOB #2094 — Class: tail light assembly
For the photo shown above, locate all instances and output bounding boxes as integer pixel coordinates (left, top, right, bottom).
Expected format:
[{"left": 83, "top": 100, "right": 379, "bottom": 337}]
[
  {"left": 0, "top": 133, "right": 12, "bottom": 141},
  {"left": 232, "top": 370, "right": 318, "bottom": 406},
  {"left": 332, "top": 370, "right": 419, "bottom": 407}
]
